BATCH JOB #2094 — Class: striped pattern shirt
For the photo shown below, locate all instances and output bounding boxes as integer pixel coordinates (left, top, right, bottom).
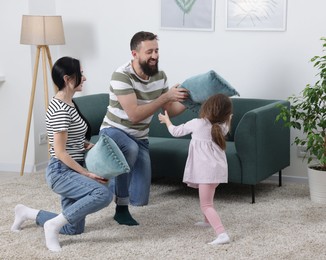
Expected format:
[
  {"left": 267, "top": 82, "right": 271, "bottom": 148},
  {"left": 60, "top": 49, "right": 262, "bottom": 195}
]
[
  {"left": 46, "top": 98, "right": 87, "bottom": 161},
  {"left": 101, "top": 61, "right": 169, "bottom": 139}
]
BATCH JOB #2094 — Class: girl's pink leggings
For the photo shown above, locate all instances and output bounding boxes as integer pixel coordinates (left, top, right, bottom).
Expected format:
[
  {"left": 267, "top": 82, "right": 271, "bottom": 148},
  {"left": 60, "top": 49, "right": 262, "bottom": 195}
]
[{"left": 198, "top": 183, "right": 225, "bottom": 235}]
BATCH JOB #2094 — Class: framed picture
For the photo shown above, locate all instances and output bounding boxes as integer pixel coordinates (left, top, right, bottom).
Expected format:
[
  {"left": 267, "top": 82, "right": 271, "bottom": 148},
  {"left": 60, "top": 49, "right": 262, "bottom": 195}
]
[
  {"left": 161, "top": 0, "right": 215, "bottom": 31},
  {"left": 226, "top": 0, "right": 287, "bottom": 31}
]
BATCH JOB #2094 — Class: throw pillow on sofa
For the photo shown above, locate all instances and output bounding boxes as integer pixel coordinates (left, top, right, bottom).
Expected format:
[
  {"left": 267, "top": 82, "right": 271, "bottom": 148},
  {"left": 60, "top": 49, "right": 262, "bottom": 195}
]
[
  {"left": 85, "top": 134, "right": 130, "bottom": 179},
  {"left": 180, "top": 70, "right": 240, "bottom": 110}
]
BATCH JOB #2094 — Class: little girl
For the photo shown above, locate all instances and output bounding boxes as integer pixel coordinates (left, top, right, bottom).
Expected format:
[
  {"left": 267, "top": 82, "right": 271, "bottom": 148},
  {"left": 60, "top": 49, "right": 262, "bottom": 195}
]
[{"left": 158, "top": 93, "right": 232, "bottom": 245}]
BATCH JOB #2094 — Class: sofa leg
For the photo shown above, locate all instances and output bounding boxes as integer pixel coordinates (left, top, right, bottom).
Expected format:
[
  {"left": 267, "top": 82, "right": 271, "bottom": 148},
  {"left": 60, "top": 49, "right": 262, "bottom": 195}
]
[
  {"left": 279, "top": 170, "right": 282, "bottom": 187},
  {"left": 251, "top": 185, "right": 255, "bottom": 204}
]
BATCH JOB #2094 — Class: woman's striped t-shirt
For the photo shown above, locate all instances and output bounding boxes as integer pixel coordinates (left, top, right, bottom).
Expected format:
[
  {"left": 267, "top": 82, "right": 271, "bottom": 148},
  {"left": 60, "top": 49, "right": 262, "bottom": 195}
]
[
  {"left": 46, "top": 98, "right": 87, "bottom": 161},
  {"left": 100, "top": 61, "right": 169, "bottom": 139}
]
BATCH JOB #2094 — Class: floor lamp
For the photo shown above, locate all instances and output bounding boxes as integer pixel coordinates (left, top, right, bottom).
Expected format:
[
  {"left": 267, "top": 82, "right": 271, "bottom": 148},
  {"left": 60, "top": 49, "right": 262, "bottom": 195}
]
[{"left": 20, "top": 15, "right": 65, "bottom": 176}]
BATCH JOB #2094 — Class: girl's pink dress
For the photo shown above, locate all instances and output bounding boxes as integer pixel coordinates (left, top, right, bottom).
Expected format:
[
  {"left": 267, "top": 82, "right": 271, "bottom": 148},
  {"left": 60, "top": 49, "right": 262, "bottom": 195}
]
[{"left": 168, "top": 118, "right": 228, "bottom": 188}]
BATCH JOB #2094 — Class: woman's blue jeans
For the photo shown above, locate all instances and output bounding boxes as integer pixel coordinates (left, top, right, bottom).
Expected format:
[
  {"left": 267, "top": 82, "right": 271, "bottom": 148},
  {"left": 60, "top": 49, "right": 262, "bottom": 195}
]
[
  {"left": 100, "top": 127, "right": 151, "bottom": 206},
  {"left": 36, "top": 157, "right": 113, "bottom": 235}
]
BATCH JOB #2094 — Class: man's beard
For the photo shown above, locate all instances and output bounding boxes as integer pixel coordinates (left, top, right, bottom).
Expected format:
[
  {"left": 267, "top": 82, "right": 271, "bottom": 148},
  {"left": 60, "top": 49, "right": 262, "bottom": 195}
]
[{"left": 139, "top": 59, "right": 159, "bottom": 77}]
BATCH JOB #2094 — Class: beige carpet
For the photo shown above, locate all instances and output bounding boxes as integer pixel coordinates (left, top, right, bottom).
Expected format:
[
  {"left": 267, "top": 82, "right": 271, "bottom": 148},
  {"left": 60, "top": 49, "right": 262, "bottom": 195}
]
[{"left": 1, "top": 172, "right": 326, "bottom": 260}]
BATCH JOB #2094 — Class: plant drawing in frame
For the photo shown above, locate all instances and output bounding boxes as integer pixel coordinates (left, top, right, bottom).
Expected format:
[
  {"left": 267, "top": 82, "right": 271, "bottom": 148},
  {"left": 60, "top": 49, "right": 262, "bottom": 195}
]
[
  {"left": 161, "top": 0, "right": 215, "bottom": 31},
  {"left": 226, "top": 0, "right": 287, "bottom": 31}
]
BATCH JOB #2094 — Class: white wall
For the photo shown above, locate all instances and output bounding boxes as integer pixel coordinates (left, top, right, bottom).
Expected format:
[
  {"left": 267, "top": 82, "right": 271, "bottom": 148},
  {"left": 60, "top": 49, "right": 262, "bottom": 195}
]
[
  {"left": 0, "top": 0, "right": 59, "bottom": 173},
  {"left": 1, "top": 0, "right": 325, "bottom": 181},
  {"left": 0, "top": 1, "right": 34, "bottom": 172}
]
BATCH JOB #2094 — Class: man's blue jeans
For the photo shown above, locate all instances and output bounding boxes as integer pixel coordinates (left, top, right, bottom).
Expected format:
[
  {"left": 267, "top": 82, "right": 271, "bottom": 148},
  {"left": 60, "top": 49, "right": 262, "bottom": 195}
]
[
  {"left": 36, "top": 157, "right": 113, "bottom": 235},
  {"left": 100, "top": 127, "right": 151, "bottom": 206}
]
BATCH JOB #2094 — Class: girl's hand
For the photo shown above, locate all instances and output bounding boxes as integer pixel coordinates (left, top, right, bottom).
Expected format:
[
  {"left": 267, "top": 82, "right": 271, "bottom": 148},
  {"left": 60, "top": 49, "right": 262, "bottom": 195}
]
[
  {"left": 158, "top": 110, "right": 169, "bottom": 124},
  {"left": 158, "top": 110, "right": 172, "bottom": 127},
  {"left": 85, "top": 172, "right": 109, "bottom": 184}
]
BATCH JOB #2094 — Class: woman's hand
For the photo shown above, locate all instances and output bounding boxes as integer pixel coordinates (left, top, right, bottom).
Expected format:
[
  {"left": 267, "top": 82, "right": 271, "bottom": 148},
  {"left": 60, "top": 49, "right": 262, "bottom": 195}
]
[
  {"left": 85, "top": 171, "right": 109, "bottom": 184},
  {"left": 84, "top": 141, "right": 94, "bottom": 150}
]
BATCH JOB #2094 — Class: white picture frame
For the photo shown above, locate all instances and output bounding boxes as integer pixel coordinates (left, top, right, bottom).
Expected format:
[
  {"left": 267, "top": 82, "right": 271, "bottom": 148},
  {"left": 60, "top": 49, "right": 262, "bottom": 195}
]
[
  {"left": 226, "top": 0, "right": 287, "bottom": 31},
  {"left": 161, "top": 0, "right": 216, "bottom": 32}
]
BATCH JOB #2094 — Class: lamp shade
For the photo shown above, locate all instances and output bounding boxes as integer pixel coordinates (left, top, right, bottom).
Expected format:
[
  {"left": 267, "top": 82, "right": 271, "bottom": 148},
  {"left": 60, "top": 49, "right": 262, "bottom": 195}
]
[{"left": 20, "top": 15, "right": 65, "bottom": 45}]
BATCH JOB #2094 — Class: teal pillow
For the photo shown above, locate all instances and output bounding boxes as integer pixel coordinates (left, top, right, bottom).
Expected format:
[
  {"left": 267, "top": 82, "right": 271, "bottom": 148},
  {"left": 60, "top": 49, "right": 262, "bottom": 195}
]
[
  {"left": 85, "top": 134, "right": 130, "bottom": 179},
  {"left": 180, "top": 70, "right": 240, "bottom": 110}
]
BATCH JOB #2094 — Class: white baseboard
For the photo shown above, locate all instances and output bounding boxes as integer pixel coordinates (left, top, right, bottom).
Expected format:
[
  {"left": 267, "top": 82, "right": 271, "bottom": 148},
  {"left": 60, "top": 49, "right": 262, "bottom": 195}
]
[{"left": 35, "top": 161, "right": 48, "bottom": 172}]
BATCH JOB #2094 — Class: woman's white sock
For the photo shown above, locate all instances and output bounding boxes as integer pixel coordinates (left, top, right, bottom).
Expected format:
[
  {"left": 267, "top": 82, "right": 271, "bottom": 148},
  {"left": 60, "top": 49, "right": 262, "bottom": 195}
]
[
  {"left": 11, "top": 204, "right": 39, "bottom": 232},
  {"left": 44, "top": 213, "right": 68, "bottom": 252}
]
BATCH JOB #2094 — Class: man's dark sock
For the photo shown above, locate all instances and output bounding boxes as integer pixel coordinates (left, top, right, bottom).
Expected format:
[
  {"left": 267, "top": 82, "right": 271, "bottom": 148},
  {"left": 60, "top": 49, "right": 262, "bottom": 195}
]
[{"left": 113, "top": 205, "right": 139, "bottom": 226}]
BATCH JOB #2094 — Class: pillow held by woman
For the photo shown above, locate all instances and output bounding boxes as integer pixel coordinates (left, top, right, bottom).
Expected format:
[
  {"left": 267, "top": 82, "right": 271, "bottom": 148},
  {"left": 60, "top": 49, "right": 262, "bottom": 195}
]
[{"left": 85, "top": 134, "right": 130, "bottom": 179}]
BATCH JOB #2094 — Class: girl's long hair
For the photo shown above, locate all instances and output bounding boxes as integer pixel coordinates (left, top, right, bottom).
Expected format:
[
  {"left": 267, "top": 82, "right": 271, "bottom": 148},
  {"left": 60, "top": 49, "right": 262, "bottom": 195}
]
[{"left": 199, "top": 94, "right": 232, "bottom": 150}]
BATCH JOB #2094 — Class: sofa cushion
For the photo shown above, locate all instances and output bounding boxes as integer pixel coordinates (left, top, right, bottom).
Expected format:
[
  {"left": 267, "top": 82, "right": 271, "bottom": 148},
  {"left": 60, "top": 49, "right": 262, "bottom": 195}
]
[
  {"left": 85, "top": 134, "right": 130, "bottom": 179},
  {"left": 149, "top": 137, "right": 190, "bottom": 179},
  {"left": 180, "top": 70, "right": 239, "bottom": 110}
]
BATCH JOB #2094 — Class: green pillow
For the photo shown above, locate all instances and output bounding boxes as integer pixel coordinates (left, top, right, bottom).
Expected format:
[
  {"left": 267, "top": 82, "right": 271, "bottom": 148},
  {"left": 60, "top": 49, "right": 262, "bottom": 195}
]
[
  {"left": 180, "top": 70, "right": 240, "bottom": 110},
  {"left": 85, "top": 134, "right": 130, "bottom": 179}
]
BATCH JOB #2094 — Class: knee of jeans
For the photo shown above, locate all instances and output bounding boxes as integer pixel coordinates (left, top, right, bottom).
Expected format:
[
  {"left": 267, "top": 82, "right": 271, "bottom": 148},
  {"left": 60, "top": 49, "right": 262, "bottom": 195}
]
[
  {"left": 129, "top": 141, "right": 139, "bottom": 154},
  {"left": 125, "top": 143, "right": 139, "bottom": 166},
  {"left": 95, "top": 186, "right": 113, "bottom": 206}
]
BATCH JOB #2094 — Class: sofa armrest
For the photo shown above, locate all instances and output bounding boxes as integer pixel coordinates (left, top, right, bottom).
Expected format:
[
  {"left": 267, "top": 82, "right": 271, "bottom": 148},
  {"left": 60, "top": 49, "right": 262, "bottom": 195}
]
[{"left": 234, "top": 100, "right": 290, "bottom": 184}]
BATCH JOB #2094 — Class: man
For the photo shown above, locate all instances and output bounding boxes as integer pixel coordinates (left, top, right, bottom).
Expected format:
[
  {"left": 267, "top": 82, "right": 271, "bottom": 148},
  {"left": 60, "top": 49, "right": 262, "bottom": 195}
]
[{"left": 100, "top": 31, "right": 188, "bottom": 226}]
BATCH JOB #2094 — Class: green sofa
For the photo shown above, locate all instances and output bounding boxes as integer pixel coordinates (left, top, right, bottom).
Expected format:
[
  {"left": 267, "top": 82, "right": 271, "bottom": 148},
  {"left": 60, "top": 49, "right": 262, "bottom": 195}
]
[{"left": 74, "top": 93, "right": 290, "bottom": 203}]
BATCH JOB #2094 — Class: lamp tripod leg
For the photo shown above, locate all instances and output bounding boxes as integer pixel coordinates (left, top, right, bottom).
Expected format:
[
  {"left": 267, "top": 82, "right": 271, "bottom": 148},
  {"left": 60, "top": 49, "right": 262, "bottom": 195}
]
[
  {"left": 20, "top": 46, "right": 41, "bottom": 176},
  {"left": 41, "top": 47, "right": 49, "bottom": 111},
  {"left": 45, "top": 46, "right": 57, "bottom": 94}
]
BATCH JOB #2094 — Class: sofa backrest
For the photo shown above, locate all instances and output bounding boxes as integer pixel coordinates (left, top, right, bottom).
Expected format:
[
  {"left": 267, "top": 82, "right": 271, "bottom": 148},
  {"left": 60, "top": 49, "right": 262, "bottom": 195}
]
[
  {"left": 73, "top": 93, "right": 284, "bottom": 144},
  {"left": 73, "top": 93, "right": 109, "bottom": 136},
  {"left": 149, "top": 97, "right": 283, "bottom": 141}
]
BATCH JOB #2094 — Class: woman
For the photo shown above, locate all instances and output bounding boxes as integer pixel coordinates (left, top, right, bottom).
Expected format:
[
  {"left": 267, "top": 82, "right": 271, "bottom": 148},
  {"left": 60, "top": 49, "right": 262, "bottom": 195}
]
[{"left": 11, "top": 56, "right": 112, "bottom": 252}]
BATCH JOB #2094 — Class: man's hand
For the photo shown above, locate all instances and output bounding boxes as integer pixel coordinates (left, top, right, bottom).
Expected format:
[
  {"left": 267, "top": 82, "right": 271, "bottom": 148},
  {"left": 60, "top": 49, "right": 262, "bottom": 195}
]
[{"left": 165, "top": 85, "right": 189, "bottom": 103}]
